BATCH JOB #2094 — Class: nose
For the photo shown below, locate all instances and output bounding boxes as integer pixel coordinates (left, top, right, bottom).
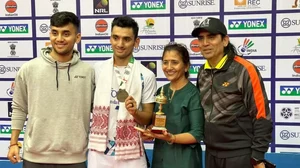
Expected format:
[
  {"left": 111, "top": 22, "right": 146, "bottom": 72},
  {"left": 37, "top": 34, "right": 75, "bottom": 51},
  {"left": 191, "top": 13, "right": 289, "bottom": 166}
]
[
  {"left": 167, "top": 62, "right": 172, "bottom": 70},
  {"left": 56, "top": 34, "right": 63, "bottom": 41},
  {"left": 202, "top": 37, "right": 209, "bottom": 46},
  {"left": 117, "top": 39, "right": 124, "bottom": 47}
]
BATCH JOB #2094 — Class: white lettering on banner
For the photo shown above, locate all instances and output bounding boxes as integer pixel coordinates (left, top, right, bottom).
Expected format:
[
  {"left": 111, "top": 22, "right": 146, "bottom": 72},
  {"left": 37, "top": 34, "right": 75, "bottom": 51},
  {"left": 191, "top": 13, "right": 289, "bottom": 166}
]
[
  {"left": 248, "top": 0, "right": 260, "bottom": 5},
  {"left": 95, "top": 9, "right": 107, "bottom": 13},
  {"left": 98, "top": 45, "right": 112, "bottom": 52},
  {"left": 242, "top": 20, "right": 265, "bottom": 28},
  {"left": 193, "top": 66, "right": 201, "bottom": 72},
  {"left": 144, "top": 2, "right": 163, "bottom": 8},
  {"left": 296, "top": 88, "right": 300, "bottom": 94},
  {"left": 8, "top": 26, "right": 26, "bottom": 32}
]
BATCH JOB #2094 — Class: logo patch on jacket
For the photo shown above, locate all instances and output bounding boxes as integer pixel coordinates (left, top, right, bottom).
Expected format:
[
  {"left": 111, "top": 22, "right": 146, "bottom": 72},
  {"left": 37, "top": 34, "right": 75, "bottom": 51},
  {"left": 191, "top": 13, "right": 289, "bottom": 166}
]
[
  {"left": 74, "top": 75, "right": 86, "bottom": 79},
  {"left": 222, "top": 82, "right": 230, "bottom": 87}
]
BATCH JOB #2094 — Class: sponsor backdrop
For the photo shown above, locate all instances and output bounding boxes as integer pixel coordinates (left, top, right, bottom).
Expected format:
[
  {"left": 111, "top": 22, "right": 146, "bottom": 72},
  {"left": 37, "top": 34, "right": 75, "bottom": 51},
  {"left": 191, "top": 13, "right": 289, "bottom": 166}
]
[{"left": 0, "top": 0, "right": 300, "bottom": 165}]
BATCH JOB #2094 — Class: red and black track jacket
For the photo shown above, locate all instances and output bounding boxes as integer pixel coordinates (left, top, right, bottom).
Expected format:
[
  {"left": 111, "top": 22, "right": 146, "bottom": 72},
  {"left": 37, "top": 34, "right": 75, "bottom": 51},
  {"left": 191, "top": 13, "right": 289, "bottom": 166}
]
[{"left": 196, "top": 55, "right": 273, "bottom": 160}]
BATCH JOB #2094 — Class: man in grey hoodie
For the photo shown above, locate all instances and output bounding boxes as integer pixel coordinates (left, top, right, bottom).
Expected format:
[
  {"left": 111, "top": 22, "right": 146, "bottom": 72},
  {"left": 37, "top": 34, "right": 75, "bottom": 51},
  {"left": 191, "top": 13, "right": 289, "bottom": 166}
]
[{"left": 7, "top": 11, "right": 95, "bottom": 168}]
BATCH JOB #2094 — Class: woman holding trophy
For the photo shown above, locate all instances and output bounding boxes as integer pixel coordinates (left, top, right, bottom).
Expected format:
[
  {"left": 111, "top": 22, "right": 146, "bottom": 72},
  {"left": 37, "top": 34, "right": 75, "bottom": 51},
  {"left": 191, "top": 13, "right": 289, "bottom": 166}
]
[{"left": 137, "top": 43, "right": 204, "bottom": 168}]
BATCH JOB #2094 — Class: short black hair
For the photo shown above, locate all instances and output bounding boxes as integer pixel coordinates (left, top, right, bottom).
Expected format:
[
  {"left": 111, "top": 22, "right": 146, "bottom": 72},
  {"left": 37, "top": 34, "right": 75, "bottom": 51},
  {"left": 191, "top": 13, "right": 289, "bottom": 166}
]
[
  {"left": 50, "top": 11, "right": 80, "bottom": 31},
  {"left": 111, "top": 16, "right": 139, "bottom": 39},
  {"left": 162, "top": 43, "right": 191, "bottom": 78}
]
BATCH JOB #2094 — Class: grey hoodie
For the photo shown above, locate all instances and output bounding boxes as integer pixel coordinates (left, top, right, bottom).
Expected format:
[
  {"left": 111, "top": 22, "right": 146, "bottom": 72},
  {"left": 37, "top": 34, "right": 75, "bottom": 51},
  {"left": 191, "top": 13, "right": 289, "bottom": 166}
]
[{"left": 11, "top": 47, "right": 95, "bottom": 164}]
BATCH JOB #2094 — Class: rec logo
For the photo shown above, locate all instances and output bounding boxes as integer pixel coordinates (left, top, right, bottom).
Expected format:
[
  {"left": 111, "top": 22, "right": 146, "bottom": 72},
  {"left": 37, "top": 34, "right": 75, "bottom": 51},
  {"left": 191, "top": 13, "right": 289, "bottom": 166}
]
[{"left": 94, "top": 0, "right": 109, "bottom": 14}]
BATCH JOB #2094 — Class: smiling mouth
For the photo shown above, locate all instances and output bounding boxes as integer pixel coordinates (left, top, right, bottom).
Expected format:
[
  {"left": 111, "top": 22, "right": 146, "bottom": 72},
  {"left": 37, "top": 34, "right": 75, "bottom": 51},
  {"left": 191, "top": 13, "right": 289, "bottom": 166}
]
[{"left": 55, "top": 44, "right": 65, "bottom": 47}]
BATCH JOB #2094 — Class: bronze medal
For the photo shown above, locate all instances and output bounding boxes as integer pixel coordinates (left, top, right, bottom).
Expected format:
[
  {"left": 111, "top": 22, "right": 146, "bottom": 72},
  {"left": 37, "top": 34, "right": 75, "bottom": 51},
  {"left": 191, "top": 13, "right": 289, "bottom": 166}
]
[{"left": 117, "top": 89, "right": 129, "bottom": 102}]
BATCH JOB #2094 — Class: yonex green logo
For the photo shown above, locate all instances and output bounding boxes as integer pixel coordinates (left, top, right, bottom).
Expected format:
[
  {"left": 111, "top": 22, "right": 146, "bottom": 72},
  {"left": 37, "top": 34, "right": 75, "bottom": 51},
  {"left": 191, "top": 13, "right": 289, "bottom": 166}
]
[
  {"left": 228, "top": 19, "right": 267, "bottom": 30},
  {"left": 280, "top": 86, "right": 300, "bottom": 96},
  {"left": 0, "top": 24, "right": 28, "bottom": 33},
  {"left": 0, "top": 125, "right": 25, "bottom": 134},
  {"left": 189, "top": 64, "right": 202, "bottom": 74},
  {"left": 85, "top": 44, "right": 113, "bottom": 54},
  {"left": 131, "top": 0, "right": 166, "bottom": 10}
]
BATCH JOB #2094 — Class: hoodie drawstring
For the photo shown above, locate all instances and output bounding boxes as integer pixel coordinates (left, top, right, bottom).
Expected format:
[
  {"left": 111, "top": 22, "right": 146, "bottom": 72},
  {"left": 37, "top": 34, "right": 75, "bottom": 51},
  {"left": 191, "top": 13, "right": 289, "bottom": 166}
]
[
  {"left": 67, "top": 63, "right": 71, "bottom": 81},
  {"left": 55, "top": 62, "right": 71, "bottom": 90},
  {"left": 55, "top": 61, "right": 59, "bottom": 90}
]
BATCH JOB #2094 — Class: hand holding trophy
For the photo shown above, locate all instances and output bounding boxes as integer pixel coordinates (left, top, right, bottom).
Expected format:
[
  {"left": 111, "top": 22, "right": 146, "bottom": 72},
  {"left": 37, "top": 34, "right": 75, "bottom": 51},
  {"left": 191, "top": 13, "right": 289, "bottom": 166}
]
[{"left": 151, "top": 87, "right": 167, "bottom": 134}]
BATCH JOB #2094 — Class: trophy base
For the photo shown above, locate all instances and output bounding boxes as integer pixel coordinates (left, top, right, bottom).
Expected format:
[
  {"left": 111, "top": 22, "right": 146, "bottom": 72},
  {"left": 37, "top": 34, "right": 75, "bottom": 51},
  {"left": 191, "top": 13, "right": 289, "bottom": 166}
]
[{"left": 151, "top": 126, "right": 167, "bottom": 134}]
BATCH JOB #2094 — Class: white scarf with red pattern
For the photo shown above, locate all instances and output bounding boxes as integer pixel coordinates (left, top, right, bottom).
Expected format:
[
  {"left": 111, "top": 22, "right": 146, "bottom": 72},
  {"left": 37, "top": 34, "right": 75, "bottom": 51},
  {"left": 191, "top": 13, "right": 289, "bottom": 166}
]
[{"left": 88, "top": 58, "right": 144, "bottom": 160}]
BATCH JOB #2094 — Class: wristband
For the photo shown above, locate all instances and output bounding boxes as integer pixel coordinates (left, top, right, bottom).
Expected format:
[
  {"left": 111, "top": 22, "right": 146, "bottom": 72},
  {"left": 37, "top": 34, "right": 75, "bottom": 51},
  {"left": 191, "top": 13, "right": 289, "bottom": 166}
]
[{"left": 8, "top": 142, "right": 22, "bottom": 149}]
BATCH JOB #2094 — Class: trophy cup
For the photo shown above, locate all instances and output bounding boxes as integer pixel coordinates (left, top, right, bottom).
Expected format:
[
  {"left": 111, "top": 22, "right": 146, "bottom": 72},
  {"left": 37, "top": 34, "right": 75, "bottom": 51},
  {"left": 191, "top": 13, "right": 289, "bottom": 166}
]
[{"left": 151, "top": 87, "right": 167, "bottom": 134}]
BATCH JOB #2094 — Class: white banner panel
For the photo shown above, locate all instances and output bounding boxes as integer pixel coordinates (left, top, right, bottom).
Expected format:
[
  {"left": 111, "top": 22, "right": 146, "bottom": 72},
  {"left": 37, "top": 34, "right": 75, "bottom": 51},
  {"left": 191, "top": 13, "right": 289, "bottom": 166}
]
[
  {"left": 275, "top": 126, "right": 300, "bottom": 145},
  {"left": 224, "top": 14, "right": 272, "bottom": 34},
  {"left": 35, "top": 0, "right": 76, "bottom": 16},
  {"left": 174, "top": 0, "right": 220, "bottom": 13},
  {"left": 0, "top": 41, "right": 33, "bottom": 58},
  {"left": 0, "top": 20, "right": 32, "bottom": 38},
  {"left": 277, "top": 13, "right": 300, "bottom": 33},
  {"left": 230, "top": 37, "right": 272, "bottom": 56},
  {"left": 174, "top": 15, "right": 219, "bottom": 36},
  {"left": 80, "top": 0, "right": 122, "bottom": 15},
  {"left": 276, "top": 36, "right": 300, "bottom": 56},
  {"left": 0, "top": 0, "right": 32, "bottom": 17},
  {"left": 276, "top": 59, "right": 300, "bottom": 78},
  {"left": 224, "top": 0, "right": 272, "bottom": 12},
  {"left": 276, "top": 82, "right": 300, "bottom": 100},
  {"left": 276, "top": 104, "right": 300, "bottom": 123},
  {"left": 126, "top": 0, "right": 170, "bottom": 14}
]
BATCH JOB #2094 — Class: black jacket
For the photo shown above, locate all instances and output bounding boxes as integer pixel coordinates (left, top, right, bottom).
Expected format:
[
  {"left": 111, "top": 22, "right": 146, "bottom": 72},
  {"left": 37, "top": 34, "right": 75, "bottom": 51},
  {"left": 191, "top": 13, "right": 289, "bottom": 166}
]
[{"left": 197, "top": 55, "right": 273, "bottom": 160}]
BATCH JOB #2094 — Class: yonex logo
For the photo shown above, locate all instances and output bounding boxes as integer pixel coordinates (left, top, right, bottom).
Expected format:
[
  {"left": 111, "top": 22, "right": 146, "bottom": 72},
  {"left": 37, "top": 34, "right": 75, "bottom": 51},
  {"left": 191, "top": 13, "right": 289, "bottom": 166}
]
[
  {"left": 280, "top": 86, "right": 300, "bottom": 96},
  {"left": 131, "top": 0, "right": 166, "bottom": 10},
  {"left": 0, "top": 26, "right": 7, "bottom": 32},
  {"left": 189, "top": 64, "right": 202, "bottom": 74},
  {"left": 0, "top": 24, "right": 28, "bottom": 33},
  {"left": 85, "top": 44, "right": 113, "bottom": 53},
  {"left": 228, "top": 19, "right": 267, "bottom": 30}
]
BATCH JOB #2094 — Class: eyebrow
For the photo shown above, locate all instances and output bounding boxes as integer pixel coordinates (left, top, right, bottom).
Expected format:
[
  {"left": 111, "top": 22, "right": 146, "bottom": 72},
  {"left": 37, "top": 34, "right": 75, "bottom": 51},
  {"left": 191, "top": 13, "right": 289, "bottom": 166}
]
[{"left": 112, "top": 34, "right": 132, "bottom": 39}]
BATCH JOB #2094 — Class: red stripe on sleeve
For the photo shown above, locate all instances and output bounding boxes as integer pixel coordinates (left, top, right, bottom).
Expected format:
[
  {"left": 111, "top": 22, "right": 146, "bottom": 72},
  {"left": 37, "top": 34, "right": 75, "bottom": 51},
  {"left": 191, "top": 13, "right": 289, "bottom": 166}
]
[{"left": 234, "top": 57, "right": 266, "bottom": 119}]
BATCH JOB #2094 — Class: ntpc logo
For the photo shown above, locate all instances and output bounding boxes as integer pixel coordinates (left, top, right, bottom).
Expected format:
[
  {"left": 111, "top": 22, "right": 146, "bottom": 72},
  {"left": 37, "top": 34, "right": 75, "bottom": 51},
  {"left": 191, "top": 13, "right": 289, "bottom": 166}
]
[{"left": 228, "top": 19, "right": 267, "bottom": 30}]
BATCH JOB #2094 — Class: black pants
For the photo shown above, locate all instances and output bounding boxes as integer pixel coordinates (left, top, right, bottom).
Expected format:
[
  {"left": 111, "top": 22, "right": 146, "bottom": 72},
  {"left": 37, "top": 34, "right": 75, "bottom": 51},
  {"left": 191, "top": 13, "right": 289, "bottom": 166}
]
[
  {"left": 23, "top": 159, "right": 86, "bottom": 168},
  {"left": 205, "top": 151, "right": 252, "bottom": 168}
]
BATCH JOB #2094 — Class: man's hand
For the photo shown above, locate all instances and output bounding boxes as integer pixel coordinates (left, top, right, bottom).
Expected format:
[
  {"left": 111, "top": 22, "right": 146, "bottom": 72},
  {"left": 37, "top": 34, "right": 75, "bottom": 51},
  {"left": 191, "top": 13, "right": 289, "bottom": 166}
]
[
  {"left": 125, "top": 96, "right": 137, "bottom": 116},
  {"left": 7, "top": 145, "right": 21, "bottom": 163}
]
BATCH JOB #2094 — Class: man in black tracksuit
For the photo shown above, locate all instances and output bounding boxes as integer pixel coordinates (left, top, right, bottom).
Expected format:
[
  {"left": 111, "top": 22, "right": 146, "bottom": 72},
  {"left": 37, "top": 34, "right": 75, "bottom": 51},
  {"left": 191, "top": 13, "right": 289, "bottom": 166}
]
[{"left": 191, "top": 17, "right": 273, "bottom": 168}]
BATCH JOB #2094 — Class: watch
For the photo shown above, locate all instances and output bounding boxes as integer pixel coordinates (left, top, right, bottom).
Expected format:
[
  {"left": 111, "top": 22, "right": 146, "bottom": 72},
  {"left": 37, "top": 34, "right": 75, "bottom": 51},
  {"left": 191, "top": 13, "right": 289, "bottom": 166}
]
[{"left": 250, "top": 157, "right": 264, "bottom": 166}]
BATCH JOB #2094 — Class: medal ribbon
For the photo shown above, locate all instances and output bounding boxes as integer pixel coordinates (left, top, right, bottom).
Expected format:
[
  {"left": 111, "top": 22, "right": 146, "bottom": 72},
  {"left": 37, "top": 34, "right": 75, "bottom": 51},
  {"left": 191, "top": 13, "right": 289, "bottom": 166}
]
[{"left": 114, "top": 56, "right": 134, "bottom": 90}]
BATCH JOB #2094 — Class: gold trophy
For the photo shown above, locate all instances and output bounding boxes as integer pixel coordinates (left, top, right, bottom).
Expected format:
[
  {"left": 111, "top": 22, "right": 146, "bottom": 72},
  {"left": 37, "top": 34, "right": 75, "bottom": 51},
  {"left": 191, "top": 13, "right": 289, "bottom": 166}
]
[{"left": 151, "top": 87, "right": 167, "bottom": 134}]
